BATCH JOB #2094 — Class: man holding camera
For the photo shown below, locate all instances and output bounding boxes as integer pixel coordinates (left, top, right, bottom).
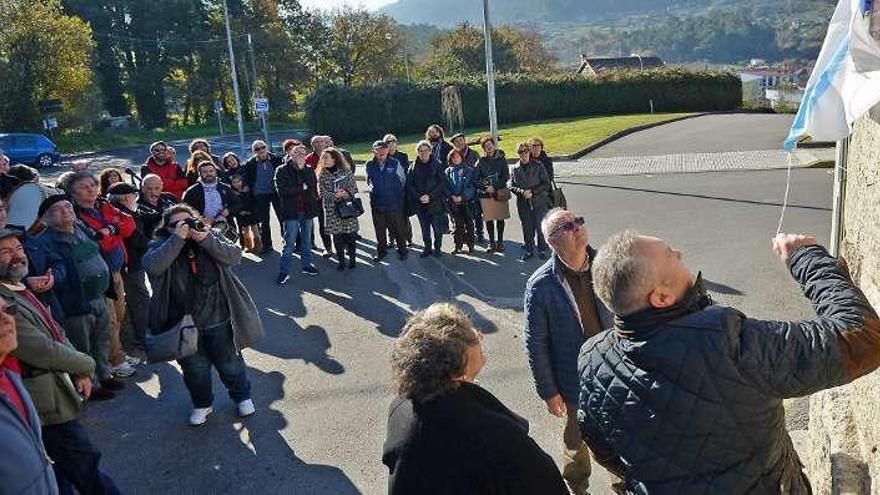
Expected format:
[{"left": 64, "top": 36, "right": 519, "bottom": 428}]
[{"left": 143, "top": 204, "right": 263, "bottom": 426}]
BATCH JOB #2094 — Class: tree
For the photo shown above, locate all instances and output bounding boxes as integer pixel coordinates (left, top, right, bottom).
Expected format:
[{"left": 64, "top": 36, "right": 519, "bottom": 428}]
[
  {"left": 0, "top": 0, "right": 94, "bottom": 130},
  {"left": 322, "top": 7, "right": 406, "bottom": 86}
]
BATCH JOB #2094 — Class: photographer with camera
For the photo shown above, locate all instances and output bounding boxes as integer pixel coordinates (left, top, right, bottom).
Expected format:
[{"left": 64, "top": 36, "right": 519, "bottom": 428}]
[{"left": 143, "top": 204, "right": 263, "bottom": 426}]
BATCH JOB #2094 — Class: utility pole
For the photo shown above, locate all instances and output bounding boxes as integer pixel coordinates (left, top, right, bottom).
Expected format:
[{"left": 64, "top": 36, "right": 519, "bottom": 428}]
[
  {"left": 481, "top": 0, "right": 498, "bottom": 142},
  {"left": 223, "top": 0, "right": 246, "bottom": 157},
  {"left": 248, "top": 34, "right": 270, "bottom": 149}
]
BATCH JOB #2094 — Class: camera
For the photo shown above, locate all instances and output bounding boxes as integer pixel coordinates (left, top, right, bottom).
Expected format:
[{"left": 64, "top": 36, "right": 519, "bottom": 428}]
[{"left": 183, "top": 218, "right": 206, "bottom": 231}]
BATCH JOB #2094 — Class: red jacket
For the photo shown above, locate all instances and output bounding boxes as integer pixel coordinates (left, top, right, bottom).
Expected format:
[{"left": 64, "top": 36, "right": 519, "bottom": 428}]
[
  {"left": 76, "top": 200, "right": 136, "bottom": 266},
  {"left": 141, "top": 157, "right": 188, "bottom": 200},
  {"left": 305, "top": 153, "right": 319, "bottom": 168}
]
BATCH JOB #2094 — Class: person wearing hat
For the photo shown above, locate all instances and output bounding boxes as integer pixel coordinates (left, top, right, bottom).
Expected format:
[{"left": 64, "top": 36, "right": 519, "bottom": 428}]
[
  {"left": 26, "top": 196, "right": 123, "bottom": 401},
  {"left": 365, "top": 140, "right": 409, "bottom": 262},
  {"left": 108, "top": 182, "right": 151, "bottom": 356},
  {"left": 141, "top": 141, "right": 188, "bottom": 200},
  {"left": 0, "top": 227, "right": 122, "bottom": 494}
]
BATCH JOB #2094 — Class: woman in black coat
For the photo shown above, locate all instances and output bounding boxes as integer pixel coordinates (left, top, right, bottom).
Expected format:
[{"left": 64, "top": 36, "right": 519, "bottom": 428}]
[
  {"left": 406, "top": 140, "right": 447, "bottom": 258},
  {"left": 382, "top": 303, "right": 568, "bottom": 495}
]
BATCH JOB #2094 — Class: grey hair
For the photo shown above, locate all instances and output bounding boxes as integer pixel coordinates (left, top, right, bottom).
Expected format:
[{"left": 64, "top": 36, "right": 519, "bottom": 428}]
[
  {"left": 415, "top": 140, "right": 431, "bottom": 153},
  {"left": 592, "top": 230, "right": 655, "bottom": 316},
  {"left": 251, "top": 139, "right": 267, "bottom": 151},
  {"left": 141, "top": 173, "right": 162, "bottom": 187},
  {"left": 540, "top": 207, "right": 568, "bottom": 247}
]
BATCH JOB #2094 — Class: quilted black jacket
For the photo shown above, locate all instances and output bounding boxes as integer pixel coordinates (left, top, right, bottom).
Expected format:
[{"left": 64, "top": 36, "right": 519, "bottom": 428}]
[{"left": 577, "top": 245, "right": 880, "bottom": 494}]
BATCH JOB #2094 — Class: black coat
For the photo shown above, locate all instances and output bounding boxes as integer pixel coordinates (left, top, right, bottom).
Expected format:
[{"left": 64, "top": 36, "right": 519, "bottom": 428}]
[
  {"left": 475, "top": 151, "right": 509, "bottom": 196},
  {"left": 181, "top": 181, "right": 241, "bottom": 220},
  {"left": 382, "top": 382, "right": 567, "bottom": 495},
  {"left": 243, "top": 153, "right": 283, "bottom": 190},
  {"left": 406, "top": 158, "right": 446, "bottom": 215},
  {"left": 274, "top": 162, "right": 320, "bottom": 220}
]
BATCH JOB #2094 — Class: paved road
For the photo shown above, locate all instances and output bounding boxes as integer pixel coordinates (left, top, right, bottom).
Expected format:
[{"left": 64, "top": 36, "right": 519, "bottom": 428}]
[
  {"left": 587, "top": 113, "right": 797, "bottom": 157},
  {"left": 80, "top": 168, "right": 833, "bottom": 494}
]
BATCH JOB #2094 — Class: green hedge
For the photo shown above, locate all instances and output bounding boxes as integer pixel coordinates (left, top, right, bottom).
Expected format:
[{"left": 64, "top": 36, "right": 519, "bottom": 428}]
[{"left": 304, "top": 68, "right": 742, "bottom": 142}]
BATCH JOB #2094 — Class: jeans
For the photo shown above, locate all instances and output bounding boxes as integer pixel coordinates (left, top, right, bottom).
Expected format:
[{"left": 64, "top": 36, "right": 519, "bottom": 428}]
[
  {"left": 177, "top": 322, "right": 251, "bottom": 409},
  {"left": 42, "top": 420, "right": 121, "bottom": 495},
  {"left": 372, "top": 210, "right": 408, "bottom": 256},
  {"left": 64, "top": 300, "right": 112, "bottom": 381},
  {"left": 563, "top": 403, "right": 592, "bottom": 495},
  {"left": 416, "top": 210, "right": 444, "bottom": 252},
  {"left": 122, "top": 269, "right": 150, "bottom": 350},
  {"left": 280, "top": 217, "right": 314, "bottom": 274},
  {"left": 519, "top": 202, "right": 548, "bottom": 253}
]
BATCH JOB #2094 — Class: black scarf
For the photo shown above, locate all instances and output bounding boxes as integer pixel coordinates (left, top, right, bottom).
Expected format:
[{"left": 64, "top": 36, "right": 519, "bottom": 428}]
[{"left": 615, "top": 273, "right": 713, "bottom": 336}]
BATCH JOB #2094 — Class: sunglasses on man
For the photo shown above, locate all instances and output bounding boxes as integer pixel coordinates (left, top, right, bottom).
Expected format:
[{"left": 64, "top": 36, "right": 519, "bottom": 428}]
[
  {"left": 253, "top": 145, "right": 267, "bottom": 152},
  {"left": 550, "top": 216, "right": 585, "bottom": 237}
]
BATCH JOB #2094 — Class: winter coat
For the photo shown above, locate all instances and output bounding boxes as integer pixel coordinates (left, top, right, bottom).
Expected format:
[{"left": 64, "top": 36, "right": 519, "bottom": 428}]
[
  {"left": 25, "top": 226, "right": 110, "bottom": 319},
  {"left": 319, "top": 167, "right": 359, "bottom": 235},
  {"left": 406, "top": 158, "right": 447, "bottom": 216},
  {"left": 182, "top": 181, "right": 241, "bottom": 221},
  {"left": 366, "top": 157, "right": 406, "bottom": 213},
  {"left": 2, "top": 284, "right": 95, "bottom": 426},
  {"left": 510, "top": 160, "right": 552, "bottom": 213},
  {"left": 523, "top": 246, "right": 612, "bottom": 404},
  {"left": 141, "top": 157, "right": 188, "bottom": 200},
  {"left": 445, "top": 163, "right": 477, "bottom": 203},
  {"left": 0, "top": 368, "right": 58, "bottom": 495},
  {"left": 274, "top": 162, "right": 320, "bottom": 221},
  {"left": 382, "top": 382, "right": 568, "bottom": 495},
  {"left": 475, "top": 151, "right": 509, "bottom": 197},
  {"left": 74, "top": 199, "right": 136, "bottom": 271},
  {"left": 243, "top": 153, "right": 283, "bottom": 193},
  {"left": 533, "top": 151, "right": 554, "bottom": 179},
  {"left": 143, "top": 231, "right": 264, "bottom": 350},
  {"left": 578, "top": 246, "right": 880, "bottom": 494},
  {"left": 429, "top": 139, "right": 454, "bottom": 165},
  {"left": 460, "top": 147, "right": 480, "bottom": 168}
]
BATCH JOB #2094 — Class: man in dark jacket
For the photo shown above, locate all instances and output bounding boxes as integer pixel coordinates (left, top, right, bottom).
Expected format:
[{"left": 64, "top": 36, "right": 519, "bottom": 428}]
[
  {"left": 243, "top": 140, "right": 283, "bottom": 254},
  {"left": 580, "top": 231, "right": 880, "bottom": 494},
  {"left": 366, "top": 140, "right": 408, "bottom": 262},
  {"left": 182, "top": 161, "right": 240, "bottom": 224},
  {"left": 407, "top": 142, "right": 447, "bottom": 257},
  {"left": 0, "top": 229, "right": 121, "bottom": 494},
  {"left": 523, "top": 209, "right": 612, "bottom": 495},
  {"left": 274, "top": 144, "right": 320, "bottom": 284}
]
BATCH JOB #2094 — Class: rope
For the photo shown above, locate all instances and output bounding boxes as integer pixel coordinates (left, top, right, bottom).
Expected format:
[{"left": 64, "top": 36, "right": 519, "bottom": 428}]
[{"left": 776, "top": 151, "right": 794, "bottom": 235}]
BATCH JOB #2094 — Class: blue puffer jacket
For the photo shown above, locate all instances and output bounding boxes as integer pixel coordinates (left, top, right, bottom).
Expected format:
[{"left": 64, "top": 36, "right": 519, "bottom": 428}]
[
  {"left": 523, "top": 246, "right": 613, "bottom": 404},
  {"left": 577, "top": 246, "right": 880, "bottom": 494},
  {"left": 366, "top": 157, "right": 406, "bottom": 213}
]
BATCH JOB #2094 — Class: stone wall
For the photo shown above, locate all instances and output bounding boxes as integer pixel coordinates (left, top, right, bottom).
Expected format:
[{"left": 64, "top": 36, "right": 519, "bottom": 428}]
[{"left": 807, "top": 105, "right": 880, "bottom": 494}]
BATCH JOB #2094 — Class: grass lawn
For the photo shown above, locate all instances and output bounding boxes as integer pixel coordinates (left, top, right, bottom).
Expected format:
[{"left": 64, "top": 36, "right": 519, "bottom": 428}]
[
  {"left": 344, "top": 113, "right": 695, "bottom": 161},
  {"left": 55, "top": 120, "right": 300, "bottom": 154}
]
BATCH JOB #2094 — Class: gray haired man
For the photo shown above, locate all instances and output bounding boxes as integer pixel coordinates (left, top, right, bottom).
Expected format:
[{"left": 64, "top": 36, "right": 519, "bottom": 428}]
[
  {"left": 523, "top": 208, "right": 613, "bottom": 495},
  {"left": 578, "top": 231, "right": 880, "bottom": 493}
]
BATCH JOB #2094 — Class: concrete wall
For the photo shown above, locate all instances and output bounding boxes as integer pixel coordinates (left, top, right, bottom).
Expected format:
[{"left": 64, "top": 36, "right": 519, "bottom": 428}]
[{"left": 807, "top": 105, "right": 880, "bottom": 494}]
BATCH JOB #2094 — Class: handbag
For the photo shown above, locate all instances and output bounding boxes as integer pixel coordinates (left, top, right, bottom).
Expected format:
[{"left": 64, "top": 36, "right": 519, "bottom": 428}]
[
  {"left": 550, "top": 178, "right": 568, "bottom": 209},
  {"left": 145, "top": 314, "right": 199, "bottom": 363},
  {"left": 494, "top": 188, "right": 512, "bottom": 202},
  {"left": 335, "top": 197, "right": 365, "bottom": 219}
]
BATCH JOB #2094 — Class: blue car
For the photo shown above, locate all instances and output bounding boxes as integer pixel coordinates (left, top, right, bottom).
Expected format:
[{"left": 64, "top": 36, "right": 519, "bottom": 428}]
[{"left": 0, "top": 133, "right": 61, "bottom": 168}]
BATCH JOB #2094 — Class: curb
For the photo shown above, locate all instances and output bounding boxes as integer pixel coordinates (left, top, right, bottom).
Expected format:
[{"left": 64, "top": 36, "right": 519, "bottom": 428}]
[{"left": 805, "top": 160, "right": 835, "bottom": 168}]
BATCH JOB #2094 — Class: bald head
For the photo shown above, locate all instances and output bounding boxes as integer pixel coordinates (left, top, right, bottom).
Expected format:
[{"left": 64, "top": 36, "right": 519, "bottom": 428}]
[{"left": 542, "top": 208, "right": 588, "bottom": 253}]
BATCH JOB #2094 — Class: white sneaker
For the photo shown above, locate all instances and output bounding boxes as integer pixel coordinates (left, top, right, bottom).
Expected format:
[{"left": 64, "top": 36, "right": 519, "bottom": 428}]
[
  {"left": 123, "top": 354, "right": 143, "bottom": 366},
  {"left": 188, "top": 407, "right": 213, "bottom": 426},
  {"left": 111, "top": 361, "right": 136, "bottom": 378},
  {"left": 236, "top": 399, "right": 255, "bottom": 417}
]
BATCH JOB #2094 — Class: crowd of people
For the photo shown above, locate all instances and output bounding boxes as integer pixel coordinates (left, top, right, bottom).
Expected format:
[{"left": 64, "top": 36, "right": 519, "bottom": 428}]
[{"left": 2, "top": 121, "right": 879, "bottom": 495}]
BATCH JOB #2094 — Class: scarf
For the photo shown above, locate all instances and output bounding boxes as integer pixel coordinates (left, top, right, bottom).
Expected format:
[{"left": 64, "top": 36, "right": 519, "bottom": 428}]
[{"left": 615, "top": 273, "right": 713, "bottom": 335}]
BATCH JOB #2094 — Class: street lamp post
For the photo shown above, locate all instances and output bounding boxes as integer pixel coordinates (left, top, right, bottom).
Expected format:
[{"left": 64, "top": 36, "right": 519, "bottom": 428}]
[
  {"left": 481, "top": 0, "right": 499, "bottom": 142},
  {"left": 631, "top": 52, "right": 644, "bottom": 70},
  {"left": 223, "top": 0, "right": 246, "bottom": 156}
]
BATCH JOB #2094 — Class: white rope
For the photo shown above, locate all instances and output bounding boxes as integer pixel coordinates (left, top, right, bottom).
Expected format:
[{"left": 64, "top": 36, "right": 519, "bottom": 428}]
[{"left": 776, "top": 151, "right": 794, "bottom": 235}]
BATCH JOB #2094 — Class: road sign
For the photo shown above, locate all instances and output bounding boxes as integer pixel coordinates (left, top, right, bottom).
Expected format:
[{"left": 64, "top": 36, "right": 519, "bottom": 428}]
[
  {"left": 43, "top": 118, "right": 58, "bottom": 130},
  {"left": 39, "top": 99, "right": 63, "bottom": 114},
  {"left": 254, "top": 97, "right": 269, "bottom": 114}
]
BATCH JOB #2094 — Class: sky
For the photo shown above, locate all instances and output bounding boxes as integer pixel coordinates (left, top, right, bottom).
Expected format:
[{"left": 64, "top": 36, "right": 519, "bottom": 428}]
[{"left": 299, "top": 0, "right": 395, "bottom": 11}]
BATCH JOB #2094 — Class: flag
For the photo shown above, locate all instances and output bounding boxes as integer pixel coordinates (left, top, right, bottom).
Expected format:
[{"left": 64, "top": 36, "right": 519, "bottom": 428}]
[{"left": 784, "top": 0, "right": 880, "bottom": 150}]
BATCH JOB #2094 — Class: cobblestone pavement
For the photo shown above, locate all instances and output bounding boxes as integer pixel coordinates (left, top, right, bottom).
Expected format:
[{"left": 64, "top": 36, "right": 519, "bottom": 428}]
[{"left": 556, "top": 148, "right": 836, "bottom": 177}]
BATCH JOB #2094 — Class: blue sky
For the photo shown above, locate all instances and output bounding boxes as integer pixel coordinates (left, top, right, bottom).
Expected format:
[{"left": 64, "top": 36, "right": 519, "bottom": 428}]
[{"left": 299, "top": 0, "right": 395, "bottom": 11}]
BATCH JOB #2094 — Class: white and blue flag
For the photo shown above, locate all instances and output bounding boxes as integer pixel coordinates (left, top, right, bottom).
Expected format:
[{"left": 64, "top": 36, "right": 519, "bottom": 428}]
[{"left": 784, "top": 0, "right": 880, "bottom": 150}]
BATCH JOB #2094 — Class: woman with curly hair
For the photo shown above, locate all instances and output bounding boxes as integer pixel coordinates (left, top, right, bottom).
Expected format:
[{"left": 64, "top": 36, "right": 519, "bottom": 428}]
[
  {"left": 185, "top": 150, "right": 214, "bottom": 186},
  {"left": 98, "top": 168, "right": 124, "bottom": 197},
  {"left": 382, "top": 303, "right": 567, "bottom": 495}
]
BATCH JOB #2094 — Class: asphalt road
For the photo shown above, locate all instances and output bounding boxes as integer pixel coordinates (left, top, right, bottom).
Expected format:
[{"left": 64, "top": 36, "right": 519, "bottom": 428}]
[
  {"left": 587, "top": 113, "right": 797, "bottom": 157},
  {"left": 80, "top": 167, "right": 834, "bottom": 494}
]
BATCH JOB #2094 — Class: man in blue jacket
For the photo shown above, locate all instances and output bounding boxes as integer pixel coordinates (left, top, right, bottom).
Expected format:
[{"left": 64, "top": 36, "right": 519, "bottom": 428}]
[
  {"left": 523, "top": 208, "right": 612, "bottom": 495},
  {"left": 366, "top": 140, "right": 408, "bottom": 262},
  {"left": 580, "top": 231, "right": 880, "bottom": 493}
]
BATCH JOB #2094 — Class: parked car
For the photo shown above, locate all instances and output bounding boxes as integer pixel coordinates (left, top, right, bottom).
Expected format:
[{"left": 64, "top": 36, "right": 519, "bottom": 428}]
[{"left": 0, "top": 133, "right": 61, "bottom": 168}]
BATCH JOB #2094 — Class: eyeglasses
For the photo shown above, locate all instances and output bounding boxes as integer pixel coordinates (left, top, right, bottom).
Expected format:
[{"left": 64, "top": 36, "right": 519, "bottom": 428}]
[
  {"left": 1, "top": 301, "right": 17, "bottom": 316},
  {"left": 253, "top": 146, "right": 267, "bottom": 152},
  {"left": 550, "top": 216, "right": 585, "bottom": 237}
]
